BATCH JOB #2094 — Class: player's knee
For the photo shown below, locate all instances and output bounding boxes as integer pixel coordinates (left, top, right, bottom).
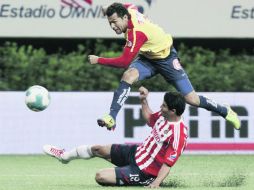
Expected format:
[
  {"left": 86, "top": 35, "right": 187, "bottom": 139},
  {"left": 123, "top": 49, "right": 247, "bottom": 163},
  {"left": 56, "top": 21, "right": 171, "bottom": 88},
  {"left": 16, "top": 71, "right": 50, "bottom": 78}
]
[
  {"left": 184, "top": 92, "right": 200, "bottom": 106},
  {"left": 91, "top": 145, "right": 104, "bottom": 155},
  {"left": 122, "top": 68, "right": 139, "bottom": 84},
  {"left": 91, "top": 145, "right": 111, "bottom": 159},
  {"left": 95, "top": 170, "right": 109, "bottom": 185}
]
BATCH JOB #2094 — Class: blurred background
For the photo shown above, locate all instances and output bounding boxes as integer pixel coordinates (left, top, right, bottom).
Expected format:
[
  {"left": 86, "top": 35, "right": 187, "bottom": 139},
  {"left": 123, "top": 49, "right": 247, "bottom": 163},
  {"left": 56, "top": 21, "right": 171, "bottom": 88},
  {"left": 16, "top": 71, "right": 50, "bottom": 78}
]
[{"left": 0, "top": 0, "right": 254, "bottom": 154}]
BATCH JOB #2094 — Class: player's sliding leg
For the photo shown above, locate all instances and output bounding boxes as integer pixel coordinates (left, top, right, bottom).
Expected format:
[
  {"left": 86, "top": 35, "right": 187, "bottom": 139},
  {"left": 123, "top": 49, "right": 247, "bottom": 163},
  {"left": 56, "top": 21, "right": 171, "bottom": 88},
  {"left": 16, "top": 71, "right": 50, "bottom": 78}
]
[
  {"left": 43, "top": 145, "right": 94, "bottom": 163},
  {"left": 43, "top": 144, "right": 112, "bottom": 163}
]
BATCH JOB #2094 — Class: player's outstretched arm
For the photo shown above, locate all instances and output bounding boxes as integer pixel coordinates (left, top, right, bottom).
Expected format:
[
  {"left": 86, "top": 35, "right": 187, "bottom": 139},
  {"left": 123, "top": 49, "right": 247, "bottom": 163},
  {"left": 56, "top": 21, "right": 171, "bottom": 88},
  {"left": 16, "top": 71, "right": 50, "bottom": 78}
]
[
  {"left": 139, "top": 86, "right": 153, "bottom": 123},
  {"left": 146, "top": 164, "right": 171, "bottom": 188}
]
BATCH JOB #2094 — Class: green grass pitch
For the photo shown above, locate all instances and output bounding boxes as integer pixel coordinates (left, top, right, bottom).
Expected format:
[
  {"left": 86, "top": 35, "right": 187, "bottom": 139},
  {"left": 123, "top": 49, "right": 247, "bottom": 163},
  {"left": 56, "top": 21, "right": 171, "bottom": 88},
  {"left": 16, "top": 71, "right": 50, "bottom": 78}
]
[{"left": 0, "top": 155, "right": 253, "bottom": 190}]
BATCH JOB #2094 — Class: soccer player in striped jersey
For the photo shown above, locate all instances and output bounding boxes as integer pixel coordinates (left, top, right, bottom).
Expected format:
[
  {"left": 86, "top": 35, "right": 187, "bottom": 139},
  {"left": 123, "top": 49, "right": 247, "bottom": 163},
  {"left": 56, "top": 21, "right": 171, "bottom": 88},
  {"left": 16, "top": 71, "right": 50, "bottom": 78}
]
[
  {"left": 43, "top": 86, "right": 188, "bottom": 187},
  {"left": 88, "top": 2, "right": 240, "bottom": 131}
]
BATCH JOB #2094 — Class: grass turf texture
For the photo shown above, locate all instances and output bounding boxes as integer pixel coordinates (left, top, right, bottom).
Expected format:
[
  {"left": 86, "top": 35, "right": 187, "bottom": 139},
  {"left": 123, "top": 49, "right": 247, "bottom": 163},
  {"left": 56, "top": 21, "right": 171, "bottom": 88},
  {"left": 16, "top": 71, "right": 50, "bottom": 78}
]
[{"left": 0, "top": 155, "right": 253, "bottom": 190}]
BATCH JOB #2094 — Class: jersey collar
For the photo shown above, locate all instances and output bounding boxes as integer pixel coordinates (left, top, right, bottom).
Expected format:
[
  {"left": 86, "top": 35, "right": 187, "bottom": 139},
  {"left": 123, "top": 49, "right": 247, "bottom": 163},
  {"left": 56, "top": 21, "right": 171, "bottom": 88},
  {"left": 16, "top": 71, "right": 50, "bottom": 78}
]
[{"left": 127, "top": 17, "right": 134, "bottom": 29}]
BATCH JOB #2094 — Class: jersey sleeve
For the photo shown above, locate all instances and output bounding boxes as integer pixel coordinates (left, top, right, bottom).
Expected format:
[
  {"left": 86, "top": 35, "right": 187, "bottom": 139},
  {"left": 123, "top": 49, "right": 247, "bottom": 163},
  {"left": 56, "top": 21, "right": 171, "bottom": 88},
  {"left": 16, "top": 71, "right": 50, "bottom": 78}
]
[
  {"left": 98, "top": 31, "right": 148, "bottom": 68},
  {"left": 164, "top": 123, "right": 187, "bottom": 167},
  {"left": 147, "top": 111, "right": 161, "bottom": 127},
  {"left": 124, "top": 3, "right": 138, "bottom": 10}
]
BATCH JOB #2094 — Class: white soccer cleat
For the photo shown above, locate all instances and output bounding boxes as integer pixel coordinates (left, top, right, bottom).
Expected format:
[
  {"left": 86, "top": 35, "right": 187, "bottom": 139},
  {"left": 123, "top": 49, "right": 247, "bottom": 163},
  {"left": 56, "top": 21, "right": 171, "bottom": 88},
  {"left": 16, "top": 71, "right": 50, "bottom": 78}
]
[{"left": 43, "top": 144, "right": 69, "bottom": 164}]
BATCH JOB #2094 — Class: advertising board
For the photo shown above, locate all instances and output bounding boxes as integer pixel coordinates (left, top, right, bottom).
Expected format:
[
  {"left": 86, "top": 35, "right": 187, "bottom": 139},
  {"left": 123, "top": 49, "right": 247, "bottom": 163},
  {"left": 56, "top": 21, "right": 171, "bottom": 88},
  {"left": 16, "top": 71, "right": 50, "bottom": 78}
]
[{"left": 0, "top": 91, "right": 253, "bottom": 154}]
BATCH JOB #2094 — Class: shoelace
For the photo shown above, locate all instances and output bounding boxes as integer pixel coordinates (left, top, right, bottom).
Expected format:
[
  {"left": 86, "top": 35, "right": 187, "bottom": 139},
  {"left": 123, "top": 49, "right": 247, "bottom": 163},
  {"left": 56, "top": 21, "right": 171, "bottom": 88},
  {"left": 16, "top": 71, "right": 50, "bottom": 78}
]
[{"left": 50, "top": 147, "right": 64, "bottom": 157}]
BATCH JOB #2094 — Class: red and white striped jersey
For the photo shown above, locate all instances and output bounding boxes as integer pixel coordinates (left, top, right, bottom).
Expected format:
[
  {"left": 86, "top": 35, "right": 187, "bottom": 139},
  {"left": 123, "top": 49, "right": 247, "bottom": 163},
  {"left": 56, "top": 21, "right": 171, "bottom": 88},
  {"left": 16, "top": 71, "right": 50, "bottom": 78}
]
[{"left": 135, "top": 111, "right": 188, "bottom": 176}]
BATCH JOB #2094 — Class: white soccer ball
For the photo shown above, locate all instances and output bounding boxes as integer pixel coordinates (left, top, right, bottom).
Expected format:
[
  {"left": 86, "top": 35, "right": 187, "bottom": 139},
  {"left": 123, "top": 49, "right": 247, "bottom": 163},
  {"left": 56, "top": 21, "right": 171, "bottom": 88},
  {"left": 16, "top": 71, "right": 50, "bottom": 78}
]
[{"left": 25, "top": 85, "right": 50, "bottom": 112}]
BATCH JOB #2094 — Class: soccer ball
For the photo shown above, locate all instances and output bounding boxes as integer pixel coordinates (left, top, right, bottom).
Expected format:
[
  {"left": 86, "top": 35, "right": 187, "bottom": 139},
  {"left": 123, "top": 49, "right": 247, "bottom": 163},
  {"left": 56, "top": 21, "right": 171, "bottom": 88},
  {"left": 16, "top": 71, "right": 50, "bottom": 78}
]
[{"left": 25, "top": 85, "right": 50, "bottom": 112}]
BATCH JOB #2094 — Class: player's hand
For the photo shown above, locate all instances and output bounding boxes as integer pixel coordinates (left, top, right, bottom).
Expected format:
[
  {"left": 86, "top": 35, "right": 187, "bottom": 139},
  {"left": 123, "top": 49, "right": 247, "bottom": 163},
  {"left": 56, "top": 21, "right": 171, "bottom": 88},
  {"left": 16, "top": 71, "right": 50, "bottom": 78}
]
[
  {"left": 145, "top": 182, "right": 160, "bottom": 188},
  {"left": 88, "top": 55, "right": 99, "bottom": 64},
  {"left": 139, "top": 86, "right": 149, "bottom": 100}
]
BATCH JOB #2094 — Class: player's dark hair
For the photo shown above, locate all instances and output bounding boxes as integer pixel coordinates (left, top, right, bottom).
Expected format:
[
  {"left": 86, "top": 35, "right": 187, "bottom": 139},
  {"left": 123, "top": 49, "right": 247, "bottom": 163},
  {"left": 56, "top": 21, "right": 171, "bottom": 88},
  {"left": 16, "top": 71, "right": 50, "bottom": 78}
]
[
  {"left": 164, "top": 92, "right": 186, "bottom": 116},
  {"left": 106, "top": 3, "right": 131, "bottom": 19}
]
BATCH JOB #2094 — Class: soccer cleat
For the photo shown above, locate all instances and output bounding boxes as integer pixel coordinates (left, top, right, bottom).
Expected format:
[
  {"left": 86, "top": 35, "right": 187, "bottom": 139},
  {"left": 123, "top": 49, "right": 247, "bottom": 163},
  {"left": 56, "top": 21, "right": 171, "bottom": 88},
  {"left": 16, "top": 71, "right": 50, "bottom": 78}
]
[
  {"left": 97, "top": 114, "right": 116, "bottom": 130},
  {"left": 43, "top": 145, "right": 69, "bottom": 164},
  {"left": 226, "top": 106, "right": 241, "bottom": 130}
]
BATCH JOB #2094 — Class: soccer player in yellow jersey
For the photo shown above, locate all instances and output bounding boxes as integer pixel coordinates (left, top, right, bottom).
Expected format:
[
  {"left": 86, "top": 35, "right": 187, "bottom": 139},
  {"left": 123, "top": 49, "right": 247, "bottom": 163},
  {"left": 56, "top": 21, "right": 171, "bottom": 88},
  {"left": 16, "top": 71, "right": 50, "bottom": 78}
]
[{"left": 88, "top": 2, "right": 240, "bottom": 131}]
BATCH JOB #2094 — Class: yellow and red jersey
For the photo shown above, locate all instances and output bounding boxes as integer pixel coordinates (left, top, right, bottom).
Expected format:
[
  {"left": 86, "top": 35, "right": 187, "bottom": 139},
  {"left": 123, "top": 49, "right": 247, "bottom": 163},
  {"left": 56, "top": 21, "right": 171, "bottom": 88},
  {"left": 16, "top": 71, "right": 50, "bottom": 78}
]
[
  {"left": 126, "top": 8, "right": 172, "bottom": 59},
  {"left": 98, "top": 5, "right": 173, "bottom": 68}
]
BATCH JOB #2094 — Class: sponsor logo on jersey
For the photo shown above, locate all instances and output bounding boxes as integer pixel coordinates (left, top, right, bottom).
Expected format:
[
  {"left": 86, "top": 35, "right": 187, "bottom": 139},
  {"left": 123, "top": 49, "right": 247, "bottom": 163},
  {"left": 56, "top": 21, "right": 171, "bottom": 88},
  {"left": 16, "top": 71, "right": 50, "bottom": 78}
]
[
  {"left": 152, "top": 128, "right": 160, "bottom": 142},
  {"left": 168, "top": 151, "right": 177, "bottom": 161},
  {"left": 173, "top": 58, "right": 183, "bottom": 70}
]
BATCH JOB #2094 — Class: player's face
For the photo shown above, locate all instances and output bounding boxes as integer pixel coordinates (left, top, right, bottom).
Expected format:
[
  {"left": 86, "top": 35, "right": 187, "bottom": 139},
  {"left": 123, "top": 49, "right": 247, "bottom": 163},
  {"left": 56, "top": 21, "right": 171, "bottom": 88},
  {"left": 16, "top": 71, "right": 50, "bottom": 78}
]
[
  {"left": 107, "top": 13, "right": 128, "bottom": 34},
  {"left": 160, "top": 101, "right": 170, "bottom": 118},
  {"left": 160, "top": 101, "right": 176, "bottom": 119}
]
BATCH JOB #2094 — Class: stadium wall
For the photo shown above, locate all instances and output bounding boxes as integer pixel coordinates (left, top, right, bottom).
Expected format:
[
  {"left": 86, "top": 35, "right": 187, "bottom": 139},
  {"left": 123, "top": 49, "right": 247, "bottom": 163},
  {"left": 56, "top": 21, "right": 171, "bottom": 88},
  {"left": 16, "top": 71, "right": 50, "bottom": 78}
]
[
  {"left": 0, "top": 0, "right": 253, "bottom": 38},
  {"left": 0, "top": 92, "right": 254, "bottom": 154}
]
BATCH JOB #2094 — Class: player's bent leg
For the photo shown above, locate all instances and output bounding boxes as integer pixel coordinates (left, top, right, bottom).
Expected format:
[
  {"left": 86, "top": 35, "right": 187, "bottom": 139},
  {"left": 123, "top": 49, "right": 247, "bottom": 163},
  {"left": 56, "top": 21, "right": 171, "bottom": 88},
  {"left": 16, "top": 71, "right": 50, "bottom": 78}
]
[
  {"left": 98, "top": 68, "right": 139, "bottom": 130},
  {"left": 111, "top": 68, "right": 139, "bottom": 118},
  {"left": 121, "top": 67, "right": 139, "bottom": 84},
  {"left": 95, "top": 168, "right": 116, "bottom": 186}
]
